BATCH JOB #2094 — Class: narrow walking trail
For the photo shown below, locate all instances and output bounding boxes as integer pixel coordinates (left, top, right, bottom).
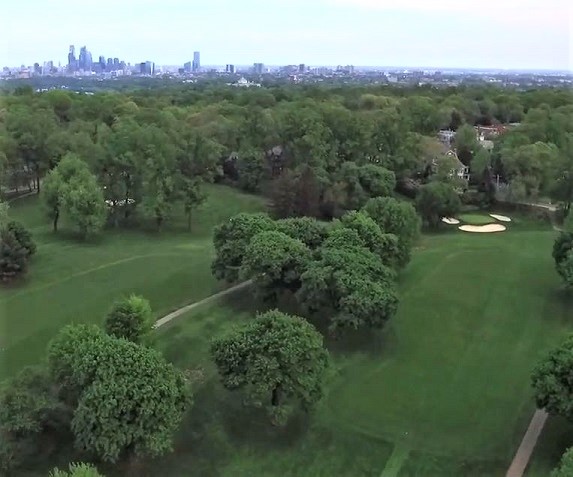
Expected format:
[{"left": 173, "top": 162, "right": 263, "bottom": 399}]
[
  {"left": 380, "top": 444, "right": 410, "bottom": 477},
  {"left": 506, "top": 409, "right": 548, "bottom": 477},
  {"left": 153, "top": 280, "right": 251, "bottom": 329}
]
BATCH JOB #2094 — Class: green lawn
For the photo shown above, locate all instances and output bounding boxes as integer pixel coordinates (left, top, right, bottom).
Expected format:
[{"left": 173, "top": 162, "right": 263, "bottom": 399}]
[
  {"left": 0, "top": 184, "right": 265, "bottom": 379},
  {"left": 458, "top": 213, "right": 496, "bottom": 225},
  {"left": 115, "top": 225, "right": 569, "bottom": 476},
  {"left": 4, "top": 200, "right": 570, "bottom": 476}
]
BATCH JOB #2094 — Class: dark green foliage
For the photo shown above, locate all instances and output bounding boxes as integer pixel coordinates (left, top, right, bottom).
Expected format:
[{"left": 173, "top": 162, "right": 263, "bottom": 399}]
[
  {"left": 237, "top": 150, "right": 266, "bottom": 192},
  {"left": 275, "top": 217, "right": 329, "bottom": 249},
  {"left": 358, "top": 163, "right": 396, "bottom": 198},
  {"left": 0, "top": 228, "right": 29, "bottom": 282},
  {"left": 0, "top": 366, "right": 63, "bottom": 472},
  {"left": 363, "top": 196, "right": 421, "bottom": 267},
  {"left": 104, "top": 294, "right": 154, "bottom": 344},
  {"left": 416, "top": 182, "right": 462, "bottom": 229},
  {"left": 241, "top": 230, "right": 312, "bottom": 302},
  {"left": 553, "top": 232, "right": 573, "bottom": 286},
  {"left": 212, "top": 212, "right": 276, "bottom": 282},
  {"left": 334, "top": 211, "right": 400, "bottom": 268},
  {"left": 552, "top": 448, "right": 573, "bottom": 477},
  {"left": 47, "top": 324, "right": 190, "bottom": 462},
  {"left": 297, "top": 242, "right": 398, "bottom": 331},
  {"left": 532, "top": 334, "right": 573, "bottom": 421},
  {"left": 211, "top": 310, "right": 329, "bottom": 425},
  {"left": 6, "top": 220, "right": 36, "bottom": 257}
]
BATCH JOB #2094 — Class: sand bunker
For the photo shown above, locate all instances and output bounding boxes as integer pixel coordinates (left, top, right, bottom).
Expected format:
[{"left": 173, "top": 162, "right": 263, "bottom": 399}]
[
  {"left": 489, "top": 214, "right": 511, "bottom": 222},
  {"left": 459, "top": 224, "right": 507, "bottom": 233},
  {"left": 442, "top": 217, "right": 460, "bottom": 225}
]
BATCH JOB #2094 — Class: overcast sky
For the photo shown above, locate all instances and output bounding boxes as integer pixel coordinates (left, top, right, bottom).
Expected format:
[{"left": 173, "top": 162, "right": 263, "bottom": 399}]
[{"left": 1, "top": 0, "right": 572, "bottom": 70}]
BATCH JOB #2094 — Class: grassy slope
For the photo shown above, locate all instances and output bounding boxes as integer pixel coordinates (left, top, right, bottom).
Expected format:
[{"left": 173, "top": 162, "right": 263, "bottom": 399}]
[
  {"left": 143, "top": 225, "right": 569, "bottom": 476},
  {"left": 0, "top": 184, "right": 264, "bottom": 379}
]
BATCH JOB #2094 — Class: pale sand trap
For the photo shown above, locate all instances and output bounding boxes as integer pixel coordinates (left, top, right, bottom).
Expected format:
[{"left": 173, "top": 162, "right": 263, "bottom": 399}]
[
  {"left": 490, "top": 214, "right": 512, "bottom": 222},
  {"left": 459, "top": 224, "right": 507, "bottom": 233},
  {"left": 442, "top": 217, "right": 460, "bottom": 225}
]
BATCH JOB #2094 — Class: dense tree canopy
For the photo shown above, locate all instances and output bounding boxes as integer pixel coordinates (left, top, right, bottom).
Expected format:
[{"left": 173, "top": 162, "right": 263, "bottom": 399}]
[
  {"left": 104, "top": 294, "right": 154, "bottom": 344},
  {"left": 48, "top": 325, "right": 190, "bottom": 462},
  {"left": 416, "top": 182, "right": 461, "bottom": 228},
  {"left": 241, "top": 230, "right": 311, "bottom": 302},
  {"left": 532, "top": 334, "right": 573, "bottom": 421},
  {"left": 362, "top": 197, "right": 420, "bottom": 267},
  {"left": 211, "top": 310, "right": 329, "bottom": 424}
]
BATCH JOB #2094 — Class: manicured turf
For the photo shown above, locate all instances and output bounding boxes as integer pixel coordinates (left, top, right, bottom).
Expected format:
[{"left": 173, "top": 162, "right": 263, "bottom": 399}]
[
  {"left": 458, "top": 213, "right": 496, "bottom": 225},
  {"left": 4, "top": 197, "right": 569, "bottom": 476},
  {"left": 134, "top": 224, "right": 569, "bottom": 476},
  {"left": 0, "top": 184, "right": 265, "bottom": 379}
]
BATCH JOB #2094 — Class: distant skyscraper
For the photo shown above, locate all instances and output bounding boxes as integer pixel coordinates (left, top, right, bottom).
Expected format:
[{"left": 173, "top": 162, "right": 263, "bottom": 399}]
[
  {"left": 226, "top": 64, "right": 235, "bottom": 74},
  {"left": 139, "top": 61, "right": 154, "bottom": 75},
  {"left": 67, "top": 45, "right": 77, "bottom": 72},
  {"left": 298, "top": 64, "right": 306, "bottom": 73},
  {"left": 107, "top": 58, "right": 114, "bottom": 71},
  {"left": 99, "top": 55, "right": 106, "bottom": 70},
  {"left": 78, "top": 46, "right": 92, "bottom": 71},
  {"left": 192, "top": 51, "right": 200, "bottom": 72},
  {"left": 253, "top": 63, "right": 264, "bottom": 75},
  {"left": 184, "top": 61, "right": 192, "bottom": 73}
]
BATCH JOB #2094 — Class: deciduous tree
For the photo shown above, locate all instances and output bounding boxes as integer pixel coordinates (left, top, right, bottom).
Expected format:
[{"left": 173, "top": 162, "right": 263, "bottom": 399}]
[
  {"left": 363, "top": 197, "right": 421, "bottom": 267},
  {"left": 532, "top": 334, "right": 573, "bottom": 421},
  {"left": 212, "top": 212, "right": 276, "bottom": 282},
  {"left": 211, "top": 310, "right": 329, "bottom": 425},
  {"left": 416, "top": 182, "right": 461, "bottom": 229},
  {"left": 48, "top": 325, "right": 190, "bottom": 463},
  {"left": 104, "top": 295, "right": 154, "bottom": 344},
  {"left": 241, "top": 230, "right": 311, "bottom": 302}
]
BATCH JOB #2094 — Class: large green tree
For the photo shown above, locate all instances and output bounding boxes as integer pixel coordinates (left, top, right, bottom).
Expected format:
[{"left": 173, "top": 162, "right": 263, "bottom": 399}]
[
  {"left": 334, "top": 211, "right": 400, "bottom": 268},
  {"left": 416, "top": 182, "right": 461, "bottom": 229},
  {"left": 532, "top": 334, "right": 573, "bottom": 421},
  {"left": 48, "top": 325, "right": 190, "bottom": 463},
  {"left": 0, "top": 366, "right": 62, "bottom": 472},
  {"left": 212, "top": 212, "right": 276, "bottom": 282},
  {"left": 363, "top": 196, "right": 421, "bottom": 267},
  {"left": 241, "top": 230, "right": 311, "bottom": 302},
  {"left": 211, "top": 310, "right": 329, "bottom": 425},
  {"left": 297, "top": 240, "right": 399, "bottom": 331},
  {"left": 553, "top": 232, "right": 573, "bottom": 286}
]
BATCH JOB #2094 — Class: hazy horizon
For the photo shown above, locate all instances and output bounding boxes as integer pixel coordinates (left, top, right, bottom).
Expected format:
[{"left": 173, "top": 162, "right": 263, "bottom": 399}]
[{"left": 2, "top": 0, "right": 572, "bottom": 71}]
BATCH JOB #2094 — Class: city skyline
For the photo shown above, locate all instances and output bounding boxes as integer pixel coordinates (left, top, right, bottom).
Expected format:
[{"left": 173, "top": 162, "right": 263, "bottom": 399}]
[{"left": 1, "top": 0, "right": 571, "bottom": 71}]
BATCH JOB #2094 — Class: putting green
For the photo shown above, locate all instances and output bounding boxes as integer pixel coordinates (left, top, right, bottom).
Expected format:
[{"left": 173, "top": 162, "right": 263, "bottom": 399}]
[{"left": 458, "top": 213, "right": 496, "bottom": 225}]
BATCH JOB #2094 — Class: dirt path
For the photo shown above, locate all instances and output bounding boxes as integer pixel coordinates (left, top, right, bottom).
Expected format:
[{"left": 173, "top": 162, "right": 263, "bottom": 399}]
[
  {"left": 153, "top": 280, "right": 251, "bottom": 329},
  {"left": 506, "top": 409, "right": 548, "bottom": 477}
]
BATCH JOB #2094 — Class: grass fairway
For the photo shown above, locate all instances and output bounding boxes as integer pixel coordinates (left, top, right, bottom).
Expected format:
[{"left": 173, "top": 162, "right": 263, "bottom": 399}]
[
  {"left": 136, "top": 224, "right": 569, "bottom": 476},
  {"left": 0, "top": 184, "right": 264, "bottom": 379}
]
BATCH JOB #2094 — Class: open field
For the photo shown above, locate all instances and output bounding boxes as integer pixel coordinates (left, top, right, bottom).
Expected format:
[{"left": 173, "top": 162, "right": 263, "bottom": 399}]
[
  {"left": 5, "top": 203, "right": 571, "bottom": 476},
  {"left": 124, "top": 223, "right": 570, "bottom": 476},
  {"left": 0, "top": 184, "right": 265, "bottom": 379}
]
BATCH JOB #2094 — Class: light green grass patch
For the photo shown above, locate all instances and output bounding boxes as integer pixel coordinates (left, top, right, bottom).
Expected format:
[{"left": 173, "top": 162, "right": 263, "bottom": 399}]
[{"left": 458, "top": 213, "right": 496, "bottom": 225}]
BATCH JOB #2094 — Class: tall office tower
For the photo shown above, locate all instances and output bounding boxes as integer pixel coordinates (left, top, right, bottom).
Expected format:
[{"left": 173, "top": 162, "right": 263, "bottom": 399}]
[
  {"left": 113, "top": 58, "right": 119, "bottom": 68},
  {"left": 253, "top": 62, "right": 264, "bottom": 74},
  {"left": 298, "top": 64, "right": 305, "bottom": 73},
  {"left": 99, "top": 55, "right": 106, "bottom": 70},
  {"left": 78, "top": 46, "right": 88, "bottom": 70},
  {"left": 226, "top": 64, "right": 235, "bottom": 74},
  {"left": 183, "top": 61, "right": 192, "bottom": 73},
  {"left": 192, "top": 51, "right": 200, "bottom": 72},
  {"left": 67, "top": 45, "right": 77, "bottom": 72},
  {"left": 107, "top": 57, "right": 114, "bottom": 70}
]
